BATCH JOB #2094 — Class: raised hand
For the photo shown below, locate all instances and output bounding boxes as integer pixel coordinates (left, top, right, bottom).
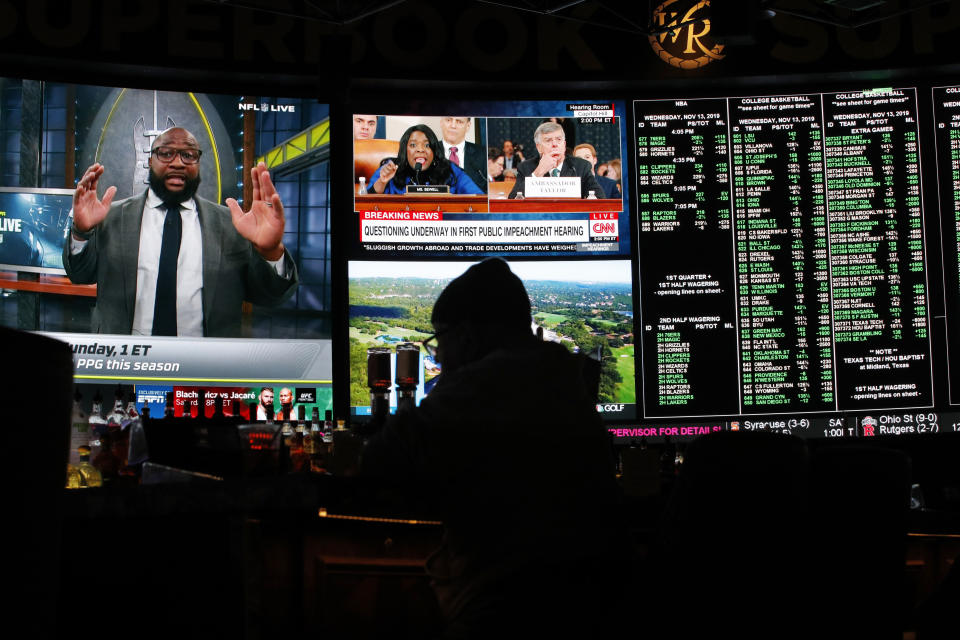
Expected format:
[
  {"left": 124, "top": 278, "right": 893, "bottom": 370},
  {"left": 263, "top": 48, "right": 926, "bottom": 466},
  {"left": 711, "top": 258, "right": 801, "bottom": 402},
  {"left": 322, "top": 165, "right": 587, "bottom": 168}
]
[
  {"left": 72, "top": 164, "right": 117, "bottom": 234},
  {"left": 534, "top": 152, "right": 560, "bottom": 177},
  {"left": 226, "top": 162, "right": 286, "bottom": 261},
  {"left": 373, "top": 159, "right": 398, "bottom": 193}
]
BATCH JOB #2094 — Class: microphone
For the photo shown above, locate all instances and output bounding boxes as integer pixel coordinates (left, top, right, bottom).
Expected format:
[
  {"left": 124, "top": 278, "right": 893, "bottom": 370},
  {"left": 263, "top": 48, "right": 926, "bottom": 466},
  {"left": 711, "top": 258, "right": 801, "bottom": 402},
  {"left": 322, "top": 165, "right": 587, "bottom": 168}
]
[{"left": 414, "top": 160, "right": 423, "bottom": 184}]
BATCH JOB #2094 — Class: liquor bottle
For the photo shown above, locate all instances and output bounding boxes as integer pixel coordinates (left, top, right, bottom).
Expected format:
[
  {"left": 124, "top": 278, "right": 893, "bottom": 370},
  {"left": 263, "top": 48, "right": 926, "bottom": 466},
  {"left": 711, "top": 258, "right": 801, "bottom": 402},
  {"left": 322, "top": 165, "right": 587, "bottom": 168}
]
[
  {"left": 91, "top": 391, "right": 120, "bottom": 481},
  {"left": 164, "top": 391, "right": 176, "bottom": 421},
  {"left": 295, "top": 405, "right": 307, "bottom": 440},
  {"left": 196, "top": 389, "right": 207, "bottom": 420},
  {"left": 66, "top": 445, "right": 103, "bottom": 489},
  {"left": 281, "top": 416, "right": 295, "bottom": 449},
  {"left": 278, "top": 408, "right": 293, "bottom": 471},
  {"left": 309, "top": 408, "right": 325, "bottom": 473},
  {"left": 124, "top": 389, "right": 139, "bottom": 421},
  {"left": 65, "top": 463, "right": 81, "bottom": 489},
  {"left": 291, "top": 405, "right": 305, "bottom": 453},
  {"left": 101, "top": 387, "right": 129, "bottom": 474},
  {"left": 112, "top": 420, "right": 131, "bottom": 473},
  {"left": 330, "top": 418, "right": 359, "bottom": 476},
  {"left": 116, "top": 392, "right": 140, "bottom": 477},
  {"left": 303, "top": 407, "right": 315, "bottom": 456},
  {"left": 290, "top": 405, "right": 309, "bottom": 472},
  {"left": 127, "top": 406, "right": 150, "bottom": 467},
  {"left": 106, "top": 386, "right": 126, "bottom": 427},
  {"left": 323, "top": 410, "right": 334, "bottom": 447},
  {"left": 68, "top": 388, "right": 89, "bottom": 467},
  {"left": 76, "top": 445, "right": 103, "bottom": 488},
  {"left": 88, "top": 392, "right": 108, "bottom": 461},
  {"left": 211, "top": 394, "right": 226, "bottom": 423}
]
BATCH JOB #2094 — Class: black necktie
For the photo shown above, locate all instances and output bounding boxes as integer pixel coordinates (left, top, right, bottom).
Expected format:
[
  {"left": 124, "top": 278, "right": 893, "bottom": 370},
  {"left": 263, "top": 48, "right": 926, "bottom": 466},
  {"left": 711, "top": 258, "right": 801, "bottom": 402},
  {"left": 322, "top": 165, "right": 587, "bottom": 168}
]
[{"left": 152, "top": 204, "right": 181, "bottom": 336}]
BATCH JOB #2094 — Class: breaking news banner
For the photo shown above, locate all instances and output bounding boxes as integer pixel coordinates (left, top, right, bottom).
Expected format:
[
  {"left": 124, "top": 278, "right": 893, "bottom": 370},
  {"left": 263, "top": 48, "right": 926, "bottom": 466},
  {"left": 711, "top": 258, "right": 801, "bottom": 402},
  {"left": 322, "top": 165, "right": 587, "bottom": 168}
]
[{"left": 48, "top": 333, "right": 333, "bottom": 385}]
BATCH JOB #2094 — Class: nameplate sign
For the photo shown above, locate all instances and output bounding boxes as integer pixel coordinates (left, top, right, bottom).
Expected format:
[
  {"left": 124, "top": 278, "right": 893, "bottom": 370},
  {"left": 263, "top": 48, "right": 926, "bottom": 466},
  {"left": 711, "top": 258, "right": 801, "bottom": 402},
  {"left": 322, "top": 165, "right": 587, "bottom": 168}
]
[
  {"left": 524, "top": 176, "right": 580, "bottom": 198},
  {"left": 406, "top": 184, "right": 450, "bottom": 194}
]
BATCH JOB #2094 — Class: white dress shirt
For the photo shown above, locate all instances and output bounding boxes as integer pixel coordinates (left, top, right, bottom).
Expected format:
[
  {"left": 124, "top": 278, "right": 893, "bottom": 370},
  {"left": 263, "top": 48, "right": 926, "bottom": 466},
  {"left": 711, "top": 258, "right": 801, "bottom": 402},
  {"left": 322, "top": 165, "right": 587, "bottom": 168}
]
[
  {"left": 131, "top": 190, "right": 204, "bottom": 336},
  {"left": 442, "top": 141, "right": 466, "bottom": 168}
]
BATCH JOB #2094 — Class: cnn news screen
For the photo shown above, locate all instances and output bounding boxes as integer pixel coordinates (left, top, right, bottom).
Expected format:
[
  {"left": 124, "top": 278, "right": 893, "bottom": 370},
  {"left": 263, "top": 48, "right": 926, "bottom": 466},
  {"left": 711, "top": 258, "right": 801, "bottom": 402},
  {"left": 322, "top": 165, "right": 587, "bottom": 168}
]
[{"left": 347, "top": 100, "right": 637, "bottom": 420}]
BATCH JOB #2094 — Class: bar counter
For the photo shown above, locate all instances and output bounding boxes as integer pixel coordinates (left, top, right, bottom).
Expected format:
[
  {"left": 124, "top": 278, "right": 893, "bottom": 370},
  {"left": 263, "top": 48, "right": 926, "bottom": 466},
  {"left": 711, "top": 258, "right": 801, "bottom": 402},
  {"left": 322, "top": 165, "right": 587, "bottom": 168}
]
[
  {"left": 55, "top": 443, "right": 960, "bottom": 639},
  {"left": 58, "top": 472, "right": 445, "bottom": 639}
]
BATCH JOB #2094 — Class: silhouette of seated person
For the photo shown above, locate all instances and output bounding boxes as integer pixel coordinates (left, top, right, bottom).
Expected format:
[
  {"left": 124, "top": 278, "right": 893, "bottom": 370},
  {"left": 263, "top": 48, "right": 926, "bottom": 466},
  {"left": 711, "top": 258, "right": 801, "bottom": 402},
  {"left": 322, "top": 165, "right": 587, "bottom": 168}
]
[{"left": 361, "top": 258, "right": 629, "bottom": 638}]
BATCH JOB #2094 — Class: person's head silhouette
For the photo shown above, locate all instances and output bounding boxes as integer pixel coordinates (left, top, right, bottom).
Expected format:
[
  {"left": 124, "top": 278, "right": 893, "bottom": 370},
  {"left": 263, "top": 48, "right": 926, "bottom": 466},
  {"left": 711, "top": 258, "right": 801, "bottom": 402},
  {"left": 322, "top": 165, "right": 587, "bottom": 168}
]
[{"left": 429, "top": 258, "right": 532, "bottom": 374}]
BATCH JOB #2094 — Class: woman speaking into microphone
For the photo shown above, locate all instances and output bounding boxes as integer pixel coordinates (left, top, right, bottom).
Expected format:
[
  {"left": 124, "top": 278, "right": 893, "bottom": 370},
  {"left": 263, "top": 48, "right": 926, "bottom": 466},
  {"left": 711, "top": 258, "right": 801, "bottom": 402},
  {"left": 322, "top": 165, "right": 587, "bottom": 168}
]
[{"left": 369, "top": 124, "right": 483, "bottom": 195}]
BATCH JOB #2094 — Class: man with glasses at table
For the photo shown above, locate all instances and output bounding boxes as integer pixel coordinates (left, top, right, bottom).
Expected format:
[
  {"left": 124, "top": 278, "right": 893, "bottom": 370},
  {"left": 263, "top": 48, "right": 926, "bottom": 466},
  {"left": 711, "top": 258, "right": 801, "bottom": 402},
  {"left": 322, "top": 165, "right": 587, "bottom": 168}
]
[{"left": 63, "top": 127, "right": 298, "bottom": 337}]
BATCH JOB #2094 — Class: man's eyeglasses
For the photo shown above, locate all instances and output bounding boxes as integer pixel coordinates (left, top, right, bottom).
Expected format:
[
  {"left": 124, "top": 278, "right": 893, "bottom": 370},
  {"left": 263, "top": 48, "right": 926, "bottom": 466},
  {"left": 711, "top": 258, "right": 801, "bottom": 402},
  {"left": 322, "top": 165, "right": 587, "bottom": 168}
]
[
  {"left": 152, "top": 147, "right": 202, "bottom": 164},
  {"left": 422, "top": 329, "right": 449, "bottom": 360}
]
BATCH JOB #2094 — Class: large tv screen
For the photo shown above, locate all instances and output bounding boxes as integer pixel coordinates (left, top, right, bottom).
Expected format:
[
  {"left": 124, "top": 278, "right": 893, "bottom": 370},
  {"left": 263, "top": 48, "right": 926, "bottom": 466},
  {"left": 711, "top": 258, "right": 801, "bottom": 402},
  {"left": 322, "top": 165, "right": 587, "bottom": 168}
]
[
  {"left": 0, "top": 77, "right": 333, "bottom": 419},
  {"left": 347, "top": 100, "right": 637, "bottom": 420},
  {"left": 0, "top": 187, "right": 73, "bottom": 274},
  {"left": 933, "top": 85, "right": 960, "bottom": 408},
  {"left": 626, "top": 85, "right": 958, "bottom": 441}
]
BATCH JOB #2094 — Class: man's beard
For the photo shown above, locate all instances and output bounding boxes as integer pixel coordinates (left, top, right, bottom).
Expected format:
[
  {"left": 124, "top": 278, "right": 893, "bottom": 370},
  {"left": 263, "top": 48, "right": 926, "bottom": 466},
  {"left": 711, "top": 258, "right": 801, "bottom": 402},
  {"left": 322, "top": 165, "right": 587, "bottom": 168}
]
[{"left": 149, "top": 169, "right": 201, "bottom": 206}]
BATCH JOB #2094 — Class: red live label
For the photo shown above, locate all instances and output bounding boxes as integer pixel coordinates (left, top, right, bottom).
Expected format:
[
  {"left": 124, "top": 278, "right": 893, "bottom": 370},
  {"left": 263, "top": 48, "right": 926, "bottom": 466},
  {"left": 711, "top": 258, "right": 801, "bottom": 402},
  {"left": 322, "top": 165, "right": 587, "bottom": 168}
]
[
  {"left": 360, "top": 211, "right": 442, "bottom": 221},
  {"left": 590, "top": 210, "right": 618, "bottom": 239}
]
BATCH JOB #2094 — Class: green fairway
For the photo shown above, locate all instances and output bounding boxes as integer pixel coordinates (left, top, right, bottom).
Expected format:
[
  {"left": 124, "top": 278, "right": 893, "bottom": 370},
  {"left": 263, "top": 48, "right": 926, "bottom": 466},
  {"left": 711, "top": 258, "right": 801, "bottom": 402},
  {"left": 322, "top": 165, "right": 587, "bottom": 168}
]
[
  {"left": 534, "top": 312, "right": 570, "bottom": 327},
  {"left": 349, "top": 326, "right": 431, "bottom": 344},
  {"left": 611, "top": 344, "right": 636, "bottom": 403},
  {"left": 589, "top": 318, "right": 618, "bottom": 330}
]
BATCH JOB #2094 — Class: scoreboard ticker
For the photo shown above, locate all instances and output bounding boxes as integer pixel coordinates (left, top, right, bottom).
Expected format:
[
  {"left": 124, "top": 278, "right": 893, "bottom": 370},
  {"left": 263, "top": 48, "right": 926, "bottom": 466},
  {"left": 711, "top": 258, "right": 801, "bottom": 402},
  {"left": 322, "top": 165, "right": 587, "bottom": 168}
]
[
  {"left": 933, "top": 86, "right": 960, "bottom": 407},
  {"left": 625, "top": 86, "right": 960, "bottom": 439},
  {"left": 608, "top": 409, "right": 958, "bottom": 442}
]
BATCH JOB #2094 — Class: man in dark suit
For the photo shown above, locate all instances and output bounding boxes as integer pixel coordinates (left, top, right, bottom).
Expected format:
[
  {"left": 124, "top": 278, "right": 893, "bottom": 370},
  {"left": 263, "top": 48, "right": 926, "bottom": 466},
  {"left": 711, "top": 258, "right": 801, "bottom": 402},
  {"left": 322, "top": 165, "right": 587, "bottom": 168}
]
[
  {"left": 439, "top": 116, "right": 488, "bottom": 193},
  {"left": 63, "top": 127, "right": 298, "bottom": 337},
  {"left": 508, "top": 121, "right": 605, "bottom": 199}
]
